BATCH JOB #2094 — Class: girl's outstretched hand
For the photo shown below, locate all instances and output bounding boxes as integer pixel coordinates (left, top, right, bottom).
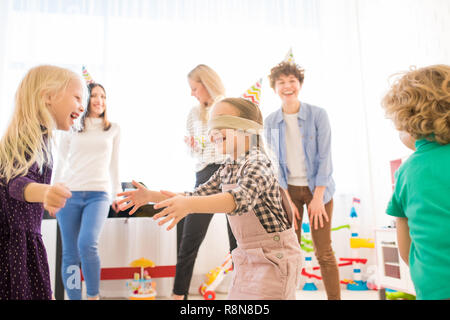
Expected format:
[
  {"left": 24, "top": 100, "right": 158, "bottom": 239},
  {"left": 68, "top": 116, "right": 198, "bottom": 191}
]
[
  {"left": 116, "top": 180, "right": 149, "bottom": 215},
  {"left": 153, "top": 195, "right": 192, "bottom": 231}
]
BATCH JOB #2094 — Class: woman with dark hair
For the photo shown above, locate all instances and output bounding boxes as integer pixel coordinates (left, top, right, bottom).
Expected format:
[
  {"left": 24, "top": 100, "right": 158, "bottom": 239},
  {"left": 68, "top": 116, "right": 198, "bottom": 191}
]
[
  {"left": 264, "top": 61, "right": 340, "bottom": 300},
  {"left": 52, "top": 80, "right": 121, "bottom": 300}
]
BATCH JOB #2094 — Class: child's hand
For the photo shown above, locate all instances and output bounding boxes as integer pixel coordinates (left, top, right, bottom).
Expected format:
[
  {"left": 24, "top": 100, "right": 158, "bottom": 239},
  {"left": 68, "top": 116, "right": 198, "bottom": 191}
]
[
  {"left": 153, "top": 195, "right": 192, "bottom": 231},
  {"left": 44, "top": 183, "right": 72, "bottom": 217},
  {"left": 116, "top": 180, "right": 149, "bottom": 215}
]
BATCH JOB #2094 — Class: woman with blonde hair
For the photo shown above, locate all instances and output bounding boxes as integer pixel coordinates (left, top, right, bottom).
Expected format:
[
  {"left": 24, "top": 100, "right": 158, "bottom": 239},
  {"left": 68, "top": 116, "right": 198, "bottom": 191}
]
[
  {"left": 52, "top": 79, "right": 121, "bottom": 300},
  {"left": 0, "top": 65, "right": 84, "bottom": 299},
  {"left": 173, "top": 64, "right": 237, "bottom": 300},
  {"left": 383, "top": 64, "right": 450, "bottom": 300}
]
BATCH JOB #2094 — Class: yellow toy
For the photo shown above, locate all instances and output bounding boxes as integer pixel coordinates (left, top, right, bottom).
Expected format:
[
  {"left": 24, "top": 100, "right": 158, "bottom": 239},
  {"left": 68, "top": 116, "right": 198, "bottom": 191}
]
[
  {"left": 199, "top": 253, "right": 233, "bottom": 300},
  {"left": 350, "top": 237, "right": 375, "bottom": 249},
  {"left": 127, "top": 258, "right": 157, "bottom": 300}
]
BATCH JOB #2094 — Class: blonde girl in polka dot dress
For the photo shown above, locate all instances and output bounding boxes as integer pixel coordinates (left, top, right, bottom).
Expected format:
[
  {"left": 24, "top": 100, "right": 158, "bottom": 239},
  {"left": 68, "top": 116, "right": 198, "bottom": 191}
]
[{"left": 0, "top": 65, "right": 84, "bottom": 299}]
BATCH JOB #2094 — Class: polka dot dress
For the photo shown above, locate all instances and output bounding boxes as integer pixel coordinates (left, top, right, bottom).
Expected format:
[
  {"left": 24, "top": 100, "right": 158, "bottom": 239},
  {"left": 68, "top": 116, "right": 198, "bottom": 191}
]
[{"left": 0, "top": 162, "right": 53, "bottom": 300}]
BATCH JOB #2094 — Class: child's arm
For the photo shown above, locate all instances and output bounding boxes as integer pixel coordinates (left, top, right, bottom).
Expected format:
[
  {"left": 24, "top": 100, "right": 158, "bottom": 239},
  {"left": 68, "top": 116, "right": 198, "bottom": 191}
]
[
  {"left": 23, "top": 182, "right": 72, "bottom": 216},
  {"left": 119, "top": 165, "right": 224, "bottom": 216},
  {"left": 8, "top": 163, "right": 72, "bottom": 216},
  {"left": 153, "top": 193, "right": 236, "bottom": 230},
  {"left": 396, "top": 217, "right": 411, "bottom": 265},
  {"left": 24, "top": 182, "right": 72, "bottom": 215}
]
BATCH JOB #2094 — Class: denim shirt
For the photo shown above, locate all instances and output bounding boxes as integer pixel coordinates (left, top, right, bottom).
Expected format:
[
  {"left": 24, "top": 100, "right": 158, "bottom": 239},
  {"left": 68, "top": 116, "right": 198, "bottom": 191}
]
[{"left": 264, "top": 102, "right": 335, "bottom": 204}]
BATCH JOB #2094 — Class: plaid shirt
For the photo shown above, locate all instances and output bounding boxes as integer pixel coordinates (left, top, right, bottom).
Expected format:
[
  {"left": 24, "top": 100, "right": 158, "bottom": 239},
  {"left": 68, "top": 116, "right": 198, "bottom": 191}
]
[{"left": 185, "top": 147, "right": 290, "bottom": 233}]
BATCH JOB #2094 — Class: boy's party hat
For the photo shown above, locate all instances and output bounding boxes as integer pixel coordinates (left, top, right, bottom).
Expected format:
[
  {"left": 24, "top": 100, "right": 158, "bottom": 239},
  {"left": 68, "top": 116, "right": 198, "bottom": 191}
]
[
  {"left": 82, "top": 65, "right": 95, "bottom": 85},
  {"left": 284, "top": 47, "right": 295, "bottom": 64},
  {"left": 241, "top": 78, "right": 262, "bottom": 107}
]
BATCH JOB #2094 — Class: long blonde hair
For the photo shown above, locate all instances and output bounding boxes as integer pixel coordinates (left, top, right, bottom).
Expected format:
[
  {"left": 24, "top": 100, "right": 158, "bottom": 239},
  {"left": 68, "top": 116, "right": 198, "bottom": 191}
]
[
  {"left": 381, "top": 64, "right": 450, "bottom": 145},
  {"left": 0, "top": 65, "right": 81, "bottom": 183},
  {"left": 188, "top": 64, "right": 226, "bottom": 123}
]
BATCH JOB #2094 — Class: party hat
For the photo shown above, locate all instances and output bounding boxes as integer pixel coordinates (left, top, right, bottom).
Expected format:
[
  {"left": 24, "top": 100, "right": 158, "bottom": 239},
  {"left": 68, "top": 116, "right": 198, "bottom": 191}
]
[
  {"left": 241, "top": 78, "right": 262, "bottom": 107},
  {"left": 82, "top": 65, "right": 94, "bottom": 85},
  {"left": 284, "top": 47, "right": 295, "bottom": 64}
]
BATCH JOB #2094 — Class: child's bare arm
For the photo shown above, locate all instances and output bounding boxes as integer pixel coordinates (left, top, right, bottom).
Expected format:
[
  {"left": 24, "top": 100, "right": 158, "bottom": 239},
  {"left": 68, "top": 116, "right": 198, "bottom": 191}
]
[
  {"left": 396, "top": 217, "right": 411, "bottom": 265},
  {"left": 24, "top": 182, "right": 72, "bottom": 216},
  {"left": 153, "top": 193, "right": 236, "bottom": 230},
  {"left": 180, "top": 193, "right": 236, "bottom": 214}
]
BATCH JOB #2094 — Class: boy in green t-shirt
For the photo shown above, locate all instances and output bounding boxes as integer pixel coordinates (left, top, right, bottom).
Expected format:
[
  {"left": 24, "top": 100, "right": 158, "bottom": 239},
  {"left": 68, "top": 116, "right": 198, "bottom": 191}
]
[{"left": 381, "top": 64, "right": 450, "bottom": 300}]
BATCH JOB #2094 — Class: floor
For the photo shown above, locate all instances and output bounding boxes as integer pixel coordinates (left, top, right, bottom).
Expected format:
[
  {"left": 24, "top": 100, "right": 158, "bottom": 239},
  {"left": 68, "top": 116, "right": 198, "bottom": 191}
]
[{"left": 157, "top": 289, "right": 380, "bottom": 300}]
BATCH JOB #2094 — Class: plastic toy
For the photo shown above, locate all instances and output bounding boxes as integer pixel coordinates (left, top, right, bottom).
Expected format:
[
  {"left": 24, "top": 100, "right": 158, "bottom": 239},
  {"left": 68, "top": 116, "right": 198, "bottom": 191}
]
[
  {"left": 299, "top": 197, "right": 375, "bottom": 291},
  {"left": 347, "top": 198, "right": 373, "bottom": 291},
  {"left": 199, "top": 253, "right": 233, "bottom": 300},
  {"left": 385, "top": 289, "right": 416, "bottom": 300},
  {"left": 301, "top": 222, "right": 317, "bottom": 290},
  {"left": 126, "top": 258, "right": 157, "bottom": 300}
]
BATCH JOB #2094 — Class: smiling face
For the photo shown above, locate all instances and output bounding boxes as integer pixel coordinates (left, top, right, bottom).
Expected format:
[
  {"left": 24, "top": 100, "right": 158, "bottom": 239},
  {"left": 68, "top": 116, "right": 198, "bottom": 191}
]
[
  {"left": 188, "top": 78, "right": 212, "bottom": 107},
  {"left": 274, "top": 74, "right": 302, "bottom": 105},
  {"left": 88, "top": 85, "right": 106, "bottom": 118},
  {"left": 209, "top": 101, "right": 249, "bottom": 157},
  {"left": 47, "top": 79, "right": 84, "bottom": 131}
]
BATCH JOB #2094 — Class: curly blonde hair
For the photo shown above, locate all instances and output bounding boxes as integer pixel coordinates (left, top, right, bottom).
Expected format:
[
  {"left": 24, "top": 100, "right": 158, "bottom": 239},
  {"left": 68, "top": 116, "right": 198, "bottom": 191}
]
[{"left": 381, "top": 64, "right": 450, "bottom": 145}]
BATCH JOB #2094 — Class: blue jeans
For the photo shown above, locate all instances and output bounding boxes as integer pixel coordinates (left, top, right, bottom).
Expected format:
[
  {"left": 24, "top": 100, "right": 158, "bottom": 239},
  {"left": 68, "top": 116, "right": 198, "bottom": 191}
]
[{"left": 56, "top": 191, "right": 110, "bottom": 300}]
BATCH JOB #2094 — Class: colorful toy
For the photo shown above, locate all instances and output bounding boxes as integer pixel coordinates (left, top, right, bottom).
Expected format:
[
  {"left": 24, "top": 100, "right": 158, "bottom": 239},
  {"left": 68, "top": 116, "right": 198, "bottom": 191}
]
[
  {"left": 347, "top": 198, "right": 373, "bottom": 290},
  {"left": 193, "top": 135, "right": 207, "bottom": 150},
  {"left": 385, "top": 289, "right": 416, "bottom": 300},
  {"left": 299, "top": 197, "right": 375, "bottom": 291},
  {"left": 241, "top": 79, "right": 262, "bottom": 107},
  {"left": 199, "top": 253, "right": 233, "bottom": 300},
  {"left": 301, "top": 223, "right": 317, "bottom": 290},
  {"left": 126, "top": 258, "right": 157, "bottom": 300}
]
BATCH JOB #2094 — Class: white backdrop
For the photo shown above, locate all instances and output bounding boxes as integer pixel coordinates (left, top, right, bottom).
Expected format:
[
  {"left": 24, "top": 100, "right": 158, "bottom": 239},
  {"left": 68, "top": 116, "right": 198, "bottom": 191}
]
[{"left": 1, "top": 0, "right": 449, "bottom": 296}]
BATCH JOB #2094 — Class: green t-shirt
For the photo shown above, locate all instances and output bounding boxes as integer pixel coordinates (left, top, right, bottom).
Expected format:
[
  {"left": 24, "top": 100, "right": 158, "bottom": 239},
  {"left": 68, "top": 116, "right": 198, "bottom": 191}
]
[{"left": 386, "top": 139, "right": 450, "bottom": 300}]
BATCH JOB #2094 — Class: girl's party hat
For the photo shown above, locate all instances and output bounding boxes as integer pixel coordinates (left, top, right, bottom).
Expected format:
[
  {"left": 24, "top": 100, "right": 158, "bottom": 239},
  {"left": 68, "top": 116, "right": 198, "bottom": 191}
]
[
  {"left": 82, "top": 65, "right": 95, "bottom": 85},
  {"left": 284, "top": 47, "right": 295, "bottom": 64},
  {"left": 241, "top": 78, "right": 262, "bottom": 107}
]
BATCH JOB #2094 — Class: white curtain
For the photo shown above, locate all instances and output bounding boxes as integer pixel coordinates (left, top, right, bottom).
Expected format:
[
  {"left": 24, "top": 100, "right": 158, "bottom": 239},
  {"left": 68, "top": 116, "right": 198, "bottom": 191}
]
[{"left": 1, "top": 0, "right": 449, "bottom": 292}]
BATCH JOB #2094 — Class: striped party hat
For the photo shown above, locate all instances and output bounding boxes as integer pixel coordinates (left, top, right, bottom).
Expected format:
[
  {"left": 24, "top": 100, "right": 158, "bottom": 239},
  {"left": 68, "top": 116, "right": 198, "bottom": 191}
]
[
  {"left": 241, "top": 78, "right": 262, "bottom": 107},
  {"left": 82, "top": 65, "right": 95, "bottom": 85}
]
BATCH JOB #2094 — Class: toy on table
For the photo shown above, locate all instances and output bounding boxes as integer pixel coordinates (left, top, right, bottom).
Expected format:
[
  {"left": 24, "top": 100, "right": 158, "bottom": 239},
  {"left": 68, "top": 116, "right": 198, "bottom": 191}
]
[
  {"left": 199, "top": 253, "right": 233, "bottom": 300},
  {"left": 126, "top": 258, "right": 157, "bottom": 300}
]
